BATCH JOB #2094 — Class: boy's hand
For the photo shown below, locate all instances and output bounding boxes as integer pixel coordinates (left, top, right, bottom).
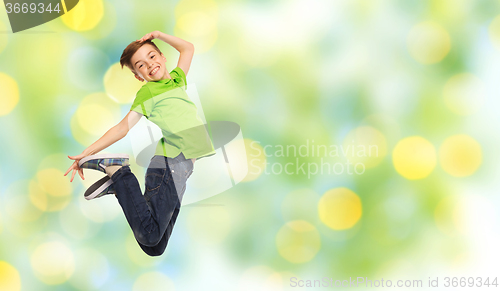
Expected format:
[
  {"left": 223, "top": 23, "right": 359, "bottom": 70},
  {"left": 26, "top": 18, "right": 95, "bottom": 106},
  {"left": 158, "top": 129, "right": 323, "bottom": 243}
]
[
  {"left": 137, "top": 31, "right": 161, "bottom": 43},
  {"left": 64, "top": 153, "right": 86, "bottom": 182}
]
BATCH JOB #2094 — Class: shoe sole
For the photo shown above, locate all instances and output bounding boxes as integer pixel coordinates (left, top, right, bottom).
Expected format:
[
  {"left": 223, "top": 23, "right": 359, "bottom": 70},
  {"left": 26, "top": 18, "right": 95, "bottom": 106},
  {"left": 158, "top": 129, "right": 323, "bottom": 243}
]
[
  {"left": 85, "top": 176, "right": 113, "bottom": 200},
  {"left": 79, "top": 153, "right": 129, "bottom": 168}
]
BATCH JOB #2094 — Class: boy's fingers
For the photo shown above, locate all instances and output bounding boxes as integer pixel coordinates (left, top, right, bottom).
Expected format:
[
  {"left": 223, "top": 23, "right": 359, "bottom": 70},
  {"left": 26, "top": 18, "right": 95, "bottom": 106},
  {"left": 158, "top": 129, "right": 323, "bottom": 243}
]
[
  {"left": 64, "top": 163, "right": 76, "bottom": 176},
  {"left": 70, "top": 170, "right": 76, "bottom": 182},
  {"left": 78, "top": 169, "right": 84, "bottom": 180},
  {"left": 138, "top": 33, "right": 153, "bottom": 42}
]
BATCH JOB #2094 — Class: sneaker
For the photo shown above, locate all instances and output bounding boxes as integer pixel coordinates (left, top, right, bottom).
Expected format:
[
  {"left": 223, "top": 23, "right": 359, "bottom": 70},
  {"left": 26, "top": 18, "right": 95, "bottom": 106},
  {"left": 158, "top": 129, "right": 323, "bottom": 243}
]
[
  {"left": 79, "top": 153, "right": 129, "bottom": 173},
  {"left": 84, "top": 176, "right": 116, "bottom": 200}
]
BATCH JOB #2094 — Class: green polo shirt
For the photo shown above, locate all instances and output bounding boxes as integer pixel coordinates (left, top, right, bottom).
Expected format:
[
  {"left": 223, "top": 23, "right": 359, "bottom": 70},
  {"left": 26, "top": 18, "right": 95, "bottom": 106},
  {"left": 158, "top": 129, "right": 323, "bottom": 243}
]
[{"left": 130, "top": 67, "right": 216, "bottom": 160}]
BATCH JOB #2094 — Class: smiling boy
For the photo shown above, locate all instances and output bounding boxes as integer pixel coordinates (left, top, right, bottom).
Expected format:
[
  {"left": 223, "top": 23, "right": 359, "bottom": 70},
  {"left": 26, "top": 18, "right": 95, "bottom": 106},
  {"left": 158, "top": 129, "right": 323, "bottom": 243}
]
[{"left": 65, "top": 31, "right": 215, "bottom": 256}]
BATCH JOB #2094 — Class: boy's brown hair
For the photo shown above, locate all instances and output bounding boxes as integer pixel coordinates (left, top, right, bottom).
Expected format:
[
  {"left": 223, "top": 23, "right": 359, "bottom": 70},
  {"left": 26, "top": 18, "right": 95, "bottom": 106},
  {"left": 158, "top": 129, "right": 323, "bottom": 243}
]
[{"left": 120, "top": 40, "right": 163, "bottom": 75}]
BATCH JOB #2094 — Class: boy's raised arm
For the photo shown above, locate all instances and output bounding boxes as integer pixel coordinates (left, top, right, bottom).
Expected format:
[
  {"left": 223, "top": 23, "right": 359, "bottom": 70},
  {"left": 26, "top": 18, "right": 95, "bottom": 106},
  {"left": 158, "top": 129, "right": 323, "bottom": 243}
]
[{"left": 138, "top": 31, "right": 194, "bottom": 75}]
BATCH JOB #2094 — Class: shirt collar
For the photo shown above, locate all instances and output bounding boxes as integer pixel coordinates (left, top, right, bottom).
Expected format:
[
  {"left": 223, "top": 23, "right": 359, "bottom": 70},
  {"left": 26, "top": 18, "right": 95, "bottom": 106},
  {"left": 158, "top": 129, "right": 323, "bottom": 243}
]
[
  {"left": 152, "top": 77, "right": 172, "bottom": 85},
  {"left": 156, "top": 75, "right": 182, "bottom": 85}
]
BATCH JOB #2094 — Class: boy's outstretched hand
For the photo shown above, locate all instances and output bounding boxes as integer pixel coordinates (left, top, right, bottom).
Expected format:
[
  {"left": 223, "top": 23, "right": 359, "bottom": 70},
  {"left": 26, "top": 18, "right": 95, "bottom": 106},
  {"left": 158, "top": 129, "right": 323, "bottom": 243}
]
[
  {"left": 137, "top": 31, "right": 161, "bottom": 43},
  {"left": 64, "top": 154, "right": 86, "bottom": 182}
]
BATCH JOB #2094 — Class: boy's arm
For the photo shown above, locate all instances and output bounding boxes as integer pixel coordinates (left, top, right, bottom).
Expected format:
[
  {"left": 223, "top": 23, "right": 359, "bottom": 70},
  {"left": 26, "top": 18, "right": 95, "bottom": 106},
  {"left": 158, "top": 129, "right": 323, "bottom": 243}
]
[
  {"left": 64, "top": 111, "right": 143, "bottom": 182},
  {"left": 138, "top": 31, "right": 194, "bottom": 75}
]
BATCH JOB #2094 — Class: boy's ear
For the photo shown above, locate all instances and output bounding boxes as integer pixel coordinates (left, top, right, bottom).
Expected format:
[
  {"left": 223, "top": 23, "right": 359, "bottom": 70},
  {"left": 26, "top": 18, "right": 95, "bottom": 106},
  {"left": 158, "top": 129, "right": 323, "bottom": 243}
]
[{"left": 134, "top": 74, "right": 145, "bottom": 82}]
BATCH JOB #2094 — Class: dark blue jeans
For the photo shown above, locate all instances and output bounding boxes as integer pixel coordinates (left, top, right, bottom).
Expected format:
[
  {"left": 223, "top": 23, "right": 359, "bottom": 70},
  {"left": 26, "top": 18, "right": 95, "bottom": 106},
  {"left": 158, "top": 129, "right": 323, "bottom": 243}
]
[{"left": 111, "top": 153, "right": 194, "bottom": 256}]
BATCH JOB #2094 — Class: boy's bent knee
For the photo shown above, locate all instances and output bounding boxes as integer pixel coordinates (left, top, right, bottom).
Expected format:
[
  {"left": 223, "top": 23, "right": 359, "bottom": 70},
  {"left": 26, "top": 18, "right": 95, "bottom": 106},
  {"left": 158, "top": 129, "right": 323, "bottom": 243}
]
[
  {"left": 139, "top": 242, "right": 167, "bottom": 257},
  {"left": 145, "top": 249, "right": 165, "bottom": 257},
  {"left": 135, "top": 231, "right": 162, "bottom": 247}
]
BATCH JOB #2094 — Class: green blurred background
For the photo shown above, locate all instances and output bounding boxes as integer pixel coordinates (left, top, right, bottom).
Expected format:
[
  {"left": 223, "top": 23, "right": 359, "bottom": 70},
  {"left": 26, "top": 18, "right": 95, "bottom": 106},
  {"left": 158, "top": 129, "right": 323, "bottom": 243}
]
[{"left": 0, "top": 0, "right": 499, "bottom": 290}]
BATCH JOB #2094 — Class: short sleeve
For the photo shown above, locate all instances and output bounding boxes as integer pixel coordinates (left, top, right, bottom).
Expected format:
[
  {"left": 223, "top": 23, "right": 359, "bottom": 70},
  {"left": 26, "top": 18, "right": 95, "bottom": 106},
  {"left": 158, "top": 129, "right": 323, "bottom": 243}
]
[
  {"left": 130, "top": 85, "right": 154, "bottom": 118},
  {"left": 171, "top": 67, "right": 187, "bottom": 88}
]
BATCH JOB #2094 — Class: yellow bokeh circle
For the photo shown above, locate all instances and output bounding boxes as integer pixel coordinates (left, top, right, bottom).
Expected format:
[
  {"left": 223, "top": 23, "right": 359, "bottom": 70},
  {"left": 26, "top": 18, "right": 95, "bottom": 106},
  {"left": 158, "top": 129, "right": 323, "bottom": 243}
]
[
  {"left": 36, "top": 168, "right": 72, "bottom": 197},
  {"left": 61, "top": 0, "right": 104, "bottom": 31},
  {"left": 77, "top": 103, "right": 116, "bottom": 134},
  {"left": 443, "top": 73, "right": 485, "bottom": 115},
  {"left": 30, "top": 241, "right": 75, "bottom": 285},
  {"left": 76, "top": 0, "right": 117, "bottom": 40},
  {"left": 71, "top": 93, "right": 121, "bottom": 146},
  {"left": 407, "top": 21, "right": 451, "bottom": 64},
  {"left": 174, "top": 12, "right": 217, "bottom": 54},
  {"left": 104, "top": 63, "right": 143, "bottom": 104},
  {"left": 174, "top": 0, "right": 218, "bottom": 53},
  {"left": 0, "top": 73, "right": 20, "bottom": 116},
  {"left": 0, "top": 261, "right": 21, "bottom": 291},
  {"left": 439, "top": 135, "right": 482, "bottom": 177},
  {"left": 175, "top": 0, "right": 217, "bottom": 17},
  {"left": 318, "top": 187, "right": 362, "bottom": 230},
  {"left": 177, "top": 11, "right": 216, "bottom": 39},
  {"left": 29, "top": 179, "right": 71, "bottom": 212},
  {"left": 275, "top": 220, "right": 321, "bottom": 264},
  {"left": 342, "top": 126, "right": 387, "bottom": 168},
  {"left": 133, "top": 272, "right": 175, "bottom": 291},
  {"left": 28, "top": 168, "right": 72, "bottom": 212},
  {"left": 393, "top": 136, "right": 436, "bottom": 180}
]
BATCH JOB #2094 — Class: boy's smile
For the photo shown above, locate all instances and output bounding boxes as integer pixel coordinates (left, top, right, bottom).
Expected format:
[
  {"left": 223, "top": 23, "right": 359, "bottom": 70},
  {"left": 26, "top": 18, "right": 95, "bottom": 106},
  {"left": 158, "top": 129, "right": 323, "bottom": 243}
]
[{"left": 130, "top": 44, "right": 170, "bottom": 82}]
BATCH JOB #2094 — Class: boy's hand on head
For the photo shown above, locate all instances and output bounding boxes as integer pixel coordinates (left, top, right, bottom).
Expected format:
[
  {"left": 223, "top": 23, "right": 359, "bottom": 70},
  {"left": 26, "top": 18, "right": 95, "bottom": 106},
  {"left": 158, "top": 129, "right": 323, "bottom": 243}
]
[
  {"left": 64, "top": 153, "right": 86, "bottom": 182},
  {"left": 137, "top": 31, "right": 161, "bottom": 43}
]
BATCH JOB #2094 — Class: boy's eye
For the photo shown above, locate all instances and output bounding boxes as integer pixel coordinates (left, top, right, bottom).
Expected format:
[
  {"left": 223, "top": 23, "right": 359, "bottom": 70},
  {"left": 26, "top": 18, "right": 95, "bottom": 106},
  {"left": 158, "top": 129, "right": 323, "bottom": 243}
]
[
  {"left": 151, "top": 55, "right": 154, "bottom": 58},
  {"left": 139, "top": 64, "right": 143, "bottom": 68}
]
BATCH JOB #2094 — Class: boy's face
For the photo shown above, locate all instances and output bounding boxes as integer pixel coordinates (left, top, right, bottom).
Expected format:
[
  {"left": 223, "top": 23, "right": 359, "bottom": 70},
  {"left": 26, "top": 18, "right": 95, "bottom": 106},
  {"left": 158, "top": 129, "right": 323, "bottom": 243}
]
[{"left": 129, "top": 44, "right": 167, "bottom": 82}]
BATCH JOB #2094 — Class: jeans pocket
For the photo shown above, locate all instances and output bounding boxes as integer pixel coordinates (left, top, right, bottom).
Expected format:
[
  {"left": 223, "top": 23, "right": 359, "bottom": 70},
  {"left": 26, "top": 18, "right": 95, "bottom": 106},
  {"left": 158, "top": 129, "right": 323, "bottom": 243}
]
[{"left": 145, "top": 168, "right": 165, "bottom": 200}]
